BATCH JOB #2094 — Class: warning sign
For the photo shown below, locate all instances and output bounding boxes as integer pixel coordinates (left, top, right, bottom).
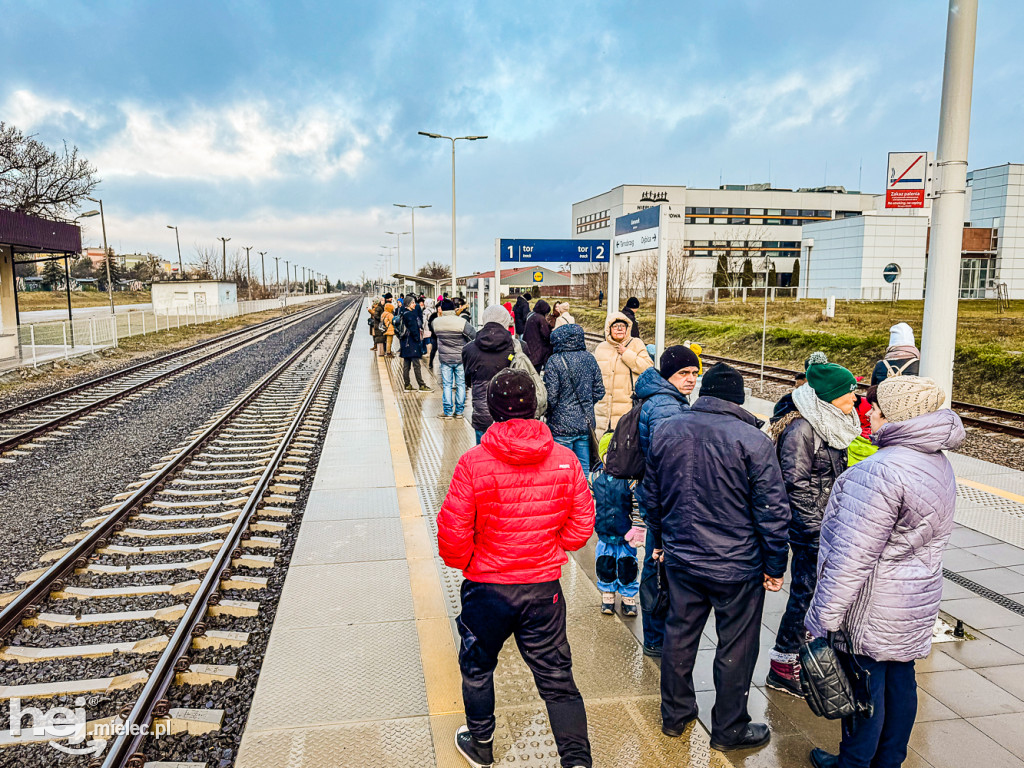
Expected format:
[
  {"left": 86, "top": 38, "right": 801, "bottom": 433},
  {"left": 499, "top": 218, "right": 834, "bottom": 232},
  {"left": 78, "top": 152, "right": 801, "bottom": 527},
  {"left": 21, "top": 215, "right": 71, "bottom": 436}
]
[{"left": 885, "top": 152, "right": 927, "bottom": 209}]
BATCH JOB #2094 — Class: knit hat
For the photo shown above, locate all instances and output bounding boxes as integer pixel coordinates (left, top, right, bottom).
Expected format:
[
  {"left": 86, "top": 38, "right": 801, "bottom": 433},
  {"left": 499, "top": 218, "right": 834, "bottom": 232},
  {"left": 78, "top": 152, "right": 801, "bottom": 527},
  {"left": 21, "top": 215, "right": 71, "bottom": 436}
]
[
  {"left": 481, "top": 304, "right": 512, "bottom": 327},
  {"left": 440, "top": 299, "right": 455, "bottom": 311},
  {"left": 805, "top": 363, "right": 858, "bottom": 403},
  {"left": 889, "top": 322, "right": 915, "bottom": 348},
  {"left": 625, "top": 296, "right": 640, "bottom": 310},
  {"left": 523, "top": 292, "right": 532, "bottom": 301},
  {"left": 598, "top": 430, "right": 613, "bottom": 461},
  {"left": 700, "top": 362, "right": 745, "bottom": 405},
  {"left": 383, "top": 292, "right": 392, "bottom": 300},
  {"left": 660, "top": 345, "right": 700, "bottom": 379},
  {"left": 487, "top": 369, "right": 537, "bottom": 422},
  {"left": 804, "top": 351, "right": 828, "bottom": 370},
  {"left": 876, "top": 375, "right": 945, "bottom": 422}
]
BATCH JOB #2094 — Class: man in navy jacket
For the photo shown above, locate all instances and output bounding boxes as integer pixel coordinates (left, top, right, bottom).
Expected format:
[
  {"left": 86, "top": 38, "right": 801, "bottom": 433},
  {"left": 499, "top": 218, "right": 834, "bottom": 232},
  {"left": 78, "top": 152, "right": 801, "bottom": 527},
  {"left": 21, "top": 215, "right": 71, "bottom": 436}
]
[{"left": 645, "top": 363, "right": 790, "bottom": 753}]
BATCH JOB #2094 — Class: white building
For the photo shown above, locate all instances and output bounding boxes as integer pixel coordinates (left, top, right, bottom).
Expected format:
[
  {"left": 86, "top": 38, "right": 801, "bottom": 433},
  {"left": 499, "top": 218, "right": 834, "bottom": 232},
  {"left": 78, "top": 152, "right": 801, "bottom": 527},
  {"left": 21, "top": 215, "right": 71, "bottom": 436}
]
[
  {"left": 571, "top": 184, "right": 880, "bottom": 297},
  {"left": 966, "top": 163, "right": 1024, "bottom": 298},
  {"left": 151, "top": 280, "right": 237, "bottom": 313}
]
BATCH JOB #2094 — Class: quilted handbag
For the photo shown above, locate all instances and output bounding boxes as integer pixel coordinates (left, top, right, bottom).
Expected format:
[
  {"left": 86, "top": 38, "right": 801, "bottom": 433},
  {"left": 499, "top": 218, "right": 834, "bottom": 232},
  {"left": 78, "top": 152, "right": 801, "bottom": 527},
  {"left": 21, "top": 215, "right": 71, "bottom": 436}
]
[{"left": 799, "top": 635, "right": 873, "bottom": 720}]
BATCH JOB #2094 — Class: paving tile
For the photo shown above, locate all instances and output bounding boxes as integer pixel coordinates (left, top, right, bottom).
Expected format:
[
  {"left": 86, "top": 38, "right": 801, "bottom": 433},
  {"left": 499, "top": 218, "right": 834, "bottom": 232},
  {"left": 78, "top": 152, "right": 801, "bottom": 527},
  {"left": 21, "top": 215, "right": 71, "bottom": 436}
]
[
  {"left": 970, "top": 712, "right": 1024, "bottom": 760},
  {"left": 761, "top": 685, "right": 840, "bottom": 752},
  {"left": 942, "top": 577, "right": 981, "bottom": 601},
  {"left": 915, "top": 649, "right": 966, "bottom": 673},
  {"left": 941, "top": 596, "right": 1024, "bottom": 630},
  {"left": 963, "top": 568, "right": 1024, "bottom": 596},
  {"left": 949, "top": 527, "right": 1003, "bottom": 548},
  {"left": 978, "top": 665, "right": 1024, "bottom": 701},
  {"left": 910, "top": 719, "right": 1024, "bottom": 768},
  {"left": 697, "top": 686, "right": 802, "bottom": 739},
  {"left": 944, "top": 548, "right": 1003, "bottom": 573},
  {"left": 302, "top": 487, "right": 400, "bottom": 521},
  {"left": 988, "top": 626, "right": 1024, "bottom": 656},
  {"left": 917, "top": 668, "right": 1024, "bottom": 718},
  {"left": 272, "top": 561, "right": 415, "bottom": 628},
  {"left": 717, "top": 732, "right": 820, "bottom": 768},
  {"left": 290, "top": 519, "right": 407, "bottom": 565},
  {"left": 916, "top": 688, "right": 959, "bottom": 722},
  {"left": 940, "top": 637, "right": 1024, "bottom": 668},
  {"left": 964, "top": 544, "right": 1024, "bottom": 568}
]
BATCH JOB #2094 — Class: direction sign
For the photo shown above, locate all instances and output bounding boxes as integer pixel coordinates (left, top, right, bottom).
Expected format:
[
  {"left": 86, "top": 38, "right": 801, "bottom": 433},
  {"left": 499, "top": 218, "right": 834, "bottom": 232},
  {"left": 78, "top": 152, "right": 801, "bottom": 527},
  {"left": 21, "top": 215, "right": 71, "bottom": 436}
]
[
  {"left": 499, "top": 239, "right": 609, "bottom": 263},
  {"left": 886, "top": 152, "right": 927, "bottom": 209},
  {"left": 614, "top": 206, "right": 660, "bottom": 254}
]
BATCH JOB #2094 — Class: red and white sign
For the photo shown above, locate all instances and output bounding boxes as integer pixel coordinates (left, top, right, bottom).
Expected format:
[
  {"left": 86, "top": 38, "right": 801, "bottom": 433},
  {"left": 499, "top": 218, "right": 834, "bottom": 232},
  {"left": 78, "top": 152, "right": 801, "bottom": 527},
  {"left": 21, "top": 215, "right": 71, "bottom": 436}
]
[{"left": 885, "top": 152, "right": 928, "bottom": 209}]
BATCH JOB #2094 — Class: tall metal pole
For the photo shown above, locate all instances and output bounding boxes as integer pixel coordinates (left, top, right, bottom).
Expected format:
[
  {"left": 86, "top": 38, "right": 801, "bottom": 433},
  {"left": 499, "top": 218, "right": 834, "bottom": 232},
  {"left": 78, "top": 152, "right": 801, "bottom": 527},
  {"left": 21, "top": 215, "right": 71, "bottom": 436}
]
[
  {"left": 167, "top": 225, "right": 182, "bottom": 278},
  {"left": 259, "top": 251, "right": 267, "bottom": 293},
  {"left": 87, "top": 197, "right": 114, "bottom": 314},
  {"left": 284, "top": 260, "right": 290, "bottom": 305},
  {"left": 273, "top": 256, "right": 280, "bottom": 295},
  {"left": 451, "top": 138, "right": 457, "bottom": 297},
  {"left": 243, "top": 246, "right": 253, "bottom": 300},
  {"left": 760, "top": 255, "right": 770, "bottom": 385},
  {"left": 394, "top": 204, "right": 430, "bottom": 278},
  {"left": 63, "top": 255, "right": 75, "bottom": 347},
  {"left": 920, "top": 0, "right": 978, "bottom": 407},
  {"left": 217, "top": 237, "right": 231, "bottom": 280}
]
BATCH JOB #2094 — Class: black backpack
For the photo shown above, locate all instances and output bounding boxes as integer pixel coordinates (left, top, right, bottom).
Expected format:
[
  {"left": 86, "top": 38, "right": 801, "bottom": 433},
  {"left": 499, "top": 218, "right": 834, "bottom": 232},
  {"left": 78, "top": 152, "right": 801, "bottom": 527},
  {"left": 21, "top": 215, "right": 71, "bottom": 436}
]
[
  {"left": 603, "top": 397, "right": 646, "bottom": 480},
  {"left": 392, "top": 309, "right": 408, "bottom": 339}
]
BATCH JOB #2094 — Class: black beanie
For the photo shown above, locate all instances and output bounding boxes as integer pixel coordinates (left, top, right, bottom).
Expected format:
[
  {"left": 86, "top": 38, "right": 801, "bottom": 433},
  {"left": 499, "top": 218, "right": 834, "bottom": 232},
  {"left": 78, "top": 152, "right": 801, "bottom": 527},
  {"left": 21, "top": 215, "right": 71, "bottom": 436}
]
[
  {"left": 440, "top": 299, "right": 455, "bottom": 311},
  {"left": 700, "top": 362, "right": 745, "bottom": 405},
  {"left": 660, "top": 345, "right": 700, "bottom": 379},
  {"left": 383, "top": 292, "right": 393, "bottom": 300},
  {"left": 523, "top": 292, "right": 532, "bottom": 301},
  {"left": 625, "top": 296, "right": 640, "bottom": 310},
  {"left": 487, "top": 369, "right": 537, "bottom": 422}
]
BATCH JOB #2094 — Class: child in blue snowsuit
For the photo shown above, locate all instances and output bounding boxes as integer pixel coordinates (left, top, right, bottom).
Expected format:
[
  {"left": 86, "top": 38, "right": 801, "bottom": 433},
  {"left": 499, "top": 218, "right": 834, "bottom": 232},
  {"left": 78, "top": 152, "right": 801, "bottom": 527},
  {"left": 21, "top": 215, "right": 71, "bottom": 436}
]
[{"left": 591, "top": 432, "right": 641, "bottom": 616}]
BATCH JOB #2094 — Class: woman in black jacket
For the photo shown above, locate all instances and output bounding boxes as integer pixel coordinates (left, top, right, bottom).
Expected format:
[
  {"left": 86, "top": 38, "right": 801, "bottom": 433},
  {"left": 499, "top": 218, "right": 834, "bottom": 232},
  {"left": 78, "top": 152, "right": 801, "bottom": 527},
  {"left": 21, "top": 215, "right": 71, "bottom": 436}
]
[
  {"left": 764, "top": 362, "right": 861, "bottom": 697},
  {"left": 522, "top": 299, "right": 553, "bottom": 370},
  {"left": 462, "top": 305, "right": 515, "bottom": 443}
]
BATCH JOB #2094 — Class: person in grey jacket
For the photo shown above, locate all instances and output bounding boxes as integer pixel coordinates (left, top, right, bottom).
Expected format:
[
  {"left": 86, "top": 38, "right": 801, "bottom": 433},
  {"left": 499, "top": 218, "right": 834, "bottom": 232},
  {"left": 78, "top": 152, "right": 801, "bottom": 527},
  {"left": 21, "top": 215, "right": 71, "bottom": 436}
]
[
  {"left": 804, "top": 376, "right": 965, "bottom": 768},
  {"left": 433, "top": 299, "right": 477, "bottom": 419},
  {"left": 542, "top": 324, "right": 604, "bottom": 469}
]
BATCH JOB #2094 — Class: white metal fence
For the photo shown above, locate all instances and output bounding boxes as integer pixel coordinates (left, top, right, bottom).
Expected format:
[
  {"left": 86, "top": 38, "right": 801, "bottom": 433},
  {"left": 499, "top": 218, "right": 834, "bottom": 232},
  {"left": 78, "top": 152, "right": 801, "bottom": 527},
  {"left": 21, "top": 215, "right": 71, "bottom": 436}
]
[{"left": 15, "top": 293, "right": 337, "bottom": 368}]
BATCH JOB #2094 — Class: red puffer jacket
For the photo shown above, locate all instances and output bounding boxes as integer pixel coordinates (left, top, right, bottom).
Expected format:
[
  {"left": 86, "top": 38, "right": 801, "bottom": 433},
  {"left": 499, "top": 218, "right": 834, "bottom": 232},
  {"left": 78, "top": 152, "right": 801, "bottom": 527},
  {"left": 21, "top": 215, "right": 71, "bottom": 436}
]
[{"left": 437, "top": 419, "right": 595, "bottom": 584}]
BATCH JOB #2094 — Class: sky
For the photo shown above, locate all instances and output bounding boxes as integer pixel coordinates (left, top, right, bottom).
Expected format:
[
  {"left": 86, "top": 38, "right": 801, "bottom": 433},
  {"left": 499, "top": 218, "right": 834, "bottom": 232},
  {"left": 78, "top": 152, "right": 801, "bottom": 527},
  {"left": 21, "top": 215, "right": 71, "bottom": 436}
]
[{"left": 2, "top": 0, "right": 1022, "bottom": 284}]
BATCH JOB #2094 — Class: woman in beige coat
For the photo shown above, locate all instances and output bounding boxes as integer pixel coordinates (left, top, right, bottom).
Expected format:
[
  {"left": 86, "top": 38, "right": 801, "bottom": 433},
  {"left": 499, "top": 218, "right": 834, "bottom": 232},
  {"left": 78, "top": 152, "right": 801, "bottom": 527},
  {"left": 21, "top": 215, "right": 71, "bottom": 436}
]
[
  {"left": 594, "top": 311, "right": 653, "bottom": 433},
  {"left": 553, "top": 301, "right": 576, "bottom": 328}
]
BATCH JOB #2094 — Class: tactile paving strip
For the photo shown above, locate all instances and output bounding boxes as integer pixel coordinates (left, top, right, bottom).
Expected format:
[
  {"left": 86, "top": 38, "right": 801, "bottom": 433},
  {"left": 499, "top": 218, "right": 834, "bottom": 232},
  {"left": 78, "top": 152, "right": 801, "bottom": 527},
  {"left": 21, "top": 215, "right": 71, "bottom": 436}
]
[
  {"left": 956, "top": 484, "right": 1024, "bottom": 547},
  {"left": 244, "top": 621, "right": 429, "bottom": 731},
  {"left": 238, "top": 717, "right": 435, "bottom": 768}
]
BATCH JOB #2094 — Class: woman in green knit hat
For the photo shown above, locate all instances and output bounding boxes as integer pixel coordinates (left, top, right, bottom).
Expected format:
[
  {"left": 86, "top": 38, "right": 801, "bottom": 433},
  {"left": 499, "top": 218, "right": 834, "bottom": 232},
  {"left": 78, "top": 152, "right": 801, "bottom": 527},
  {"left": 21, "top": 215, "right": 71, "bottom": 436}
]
[{"left": 764, "top": 361, "right": 861, "bottom": 697}]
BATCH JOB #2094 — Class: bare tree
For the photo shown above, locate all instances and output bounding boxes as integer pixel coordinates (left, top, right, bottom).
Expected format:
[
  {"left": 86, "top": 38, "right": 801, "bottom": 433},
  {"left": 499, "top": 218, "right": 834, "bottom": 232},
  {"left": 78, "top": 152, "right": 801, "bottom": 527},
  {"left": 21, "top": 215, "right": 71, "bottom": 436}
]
[
  {"left": 189, "top": 243, "right": 218, "bottom": 280},
  {"left": 417, "top": 261, "right": 451, "bottom": 280},
  {"left": 0, "top": 121, "right": 99, "bottom": 219}
]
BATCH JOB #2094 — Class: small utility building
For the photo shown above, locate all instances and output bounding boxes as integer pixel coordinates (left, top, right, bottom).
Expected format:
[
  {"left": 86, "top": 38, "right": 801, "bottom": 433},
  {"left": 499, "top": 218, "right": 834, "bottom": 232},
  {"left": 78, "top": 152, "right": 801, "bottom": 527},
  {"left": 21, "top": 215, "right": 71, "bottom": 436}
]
[{"left": 151, "top": 280, "right": 237, "bottom": 313}]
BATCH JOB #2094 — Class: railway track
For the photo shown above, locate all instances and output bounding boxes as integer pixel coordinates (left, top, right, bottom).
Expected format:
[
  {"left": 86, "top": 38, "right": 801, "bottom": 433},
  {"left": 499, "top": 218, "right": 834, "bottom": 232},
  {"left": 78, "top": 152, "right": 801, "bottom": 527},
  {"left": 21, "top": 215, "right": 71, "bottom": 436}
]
[
  {"left": 582, "top": 332, "right": 1024, "bottom": 438},
  {"left": 0, "top": 296, "right": 360, "bottom": 766},
  {"left": 0, "top": 299, "right": 341, "bottom": 459}
]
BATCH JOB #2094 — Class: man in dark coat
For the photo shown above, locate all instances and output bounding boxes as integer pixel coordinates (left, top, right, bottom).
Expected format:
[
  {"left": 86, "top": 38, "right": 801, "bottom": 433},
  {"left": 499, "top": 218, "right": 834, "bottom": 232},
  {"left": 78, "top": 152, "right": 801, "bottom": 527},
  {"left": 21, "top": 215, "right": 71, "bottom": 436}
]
[
  {"left": 522, "top": 299, "right": 553, "bottom": 370},
  {"left": 463, "top": 304, "right": 516, "bottom": 443},
  {"left": 645, "top": 363, "right": 790, "bottom": 752},
  {"left": 399, "top": 297, "right": 431, "bottom": 392},
  {"left": 622, "top": 296, "right": 641, "bottom": 339},
  {"left": 513, "top": 292, "right": 532, "bottom": 336}
]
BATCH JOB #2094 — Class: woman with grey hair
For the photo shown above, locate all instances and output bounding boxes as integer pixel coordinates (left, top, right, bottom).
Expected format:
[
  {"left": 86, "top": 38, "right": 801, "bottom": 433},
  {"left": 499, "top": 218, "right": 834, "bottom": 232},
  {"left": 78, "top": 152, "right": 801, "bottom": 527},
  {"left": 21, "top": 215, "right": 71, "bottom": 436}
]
[{"left": 805, "top": 376, "right": 965, "bottom": 768}]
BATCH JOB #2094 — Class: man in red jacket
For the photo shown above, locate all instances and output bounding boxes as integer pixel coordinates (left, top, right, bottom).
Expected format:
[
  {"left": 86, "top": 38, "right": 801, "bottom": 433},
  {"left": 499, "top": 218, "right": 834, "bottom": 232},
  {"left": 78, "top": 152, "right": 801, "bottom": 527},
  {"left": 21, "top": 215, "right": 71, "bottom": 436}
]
[{"left": 437, "top": 368, "right": 596, "bottom": 768}]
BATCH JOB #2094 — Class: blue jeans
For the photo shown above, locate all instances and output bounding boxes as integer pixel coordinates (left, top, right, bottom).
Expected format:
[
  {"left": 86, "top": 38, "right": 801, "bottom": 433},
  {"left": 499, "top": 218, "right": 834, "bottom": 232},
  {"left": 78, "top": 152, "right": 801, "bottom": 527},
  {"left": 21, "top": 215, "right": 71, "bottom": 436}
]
[
  {"left": 837, "top": 652, "right": 917, "bottom": 768},
  {"left": 639, "top": 526, "right": 665, "bottom": 649},
  {"left": 440, "top": 363, "right": 465, "bottom": 416},
  {"left": 774, "top": 541, "right": 819, "bottom": 654},
  {"left": 553, "top": 434, "right": 589, "bottom": 470},
  {"left": 595, "top": 540, "right": 639, "bottom": 597},
  {"left": 475, "top": 429, "right": 485, "bottom": 444}
]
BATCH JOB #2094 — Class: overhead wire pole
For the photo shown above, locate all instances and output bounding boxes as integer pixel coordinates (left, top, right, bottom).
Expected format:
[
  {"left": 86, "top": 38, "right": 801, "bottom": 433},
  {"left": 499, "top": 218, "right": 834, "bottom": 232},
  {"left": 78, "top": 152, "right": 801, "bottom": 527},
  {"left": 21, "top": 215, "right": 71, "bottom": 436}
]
[
  {"left": 167, "top": 225, "right": 183, "bottom": 278},
  {"left": 243, "top": 246, "right": 253, "bottom": 300},
  {"left": 84, "top": 197, "right": 114, "bottom": 314},
  {"left": 259, "top": 251, "right": 267, "bottom": 294},
  {"left": 920, "top": 0, "right": 978, "bottom": 407},
  {"left": 217, "top": 237, "right": 231, "bottom": 280},
  {"left": 418, "top": 132, "right": 487, "bottom": 298},
  {"left": 385, "top": 230, "right": 410, "bottom": 290},
  {"left": 394, "top": 203, "right": 431, "bottom": 280}
]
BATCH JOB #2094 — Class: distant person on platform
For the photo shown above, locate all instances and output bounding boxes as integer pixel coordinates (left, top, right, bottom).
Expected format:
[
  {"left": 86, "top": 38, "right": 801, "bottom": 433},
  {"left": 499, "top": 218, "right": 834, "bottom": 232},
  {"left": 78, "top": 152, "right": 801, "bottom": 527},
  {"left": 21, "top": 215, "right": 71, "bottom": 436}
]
[
  {"left": 523, "top": 299, "right": 554, "bottom": 370},
  {"left": 870, "top": 322, "right": 920, "bottom": 385},
  {"left": 645, "top": 363, "right": 790, "bottom": 752},
  {"left": 621, "top": 296, "right": 642, "bottom": 339},
  {"left": 513, "top": 292, "right": 533, "bottom": 336},
  {"left": 438, "top": 369, "right": 595, "bottom": 768},
  {"left": 433, "top": 299, "right": 477, "bottom": 420},
  {"left": 598, "top": 289, "right": 604, "bottom": 308},
  {"left": 553, "top": 301, "right": 576, "bottom": 328},
  {"left": 398, "top": 296, "right": 431, "bottom": 393},
  {"left": 463, "top": 304, "right": 515, "bottom": 444}
]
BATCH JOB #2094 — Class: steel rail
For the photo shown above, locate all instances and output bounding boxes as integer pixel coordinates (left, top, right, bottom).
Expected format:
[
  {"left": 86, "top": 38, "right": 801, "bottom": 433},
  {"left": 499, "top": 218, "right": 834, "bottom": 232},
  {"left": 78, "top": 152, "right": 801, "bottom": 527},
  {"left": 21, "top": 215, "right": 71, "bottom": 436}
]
[
  {"left": 0, "top": 300, "right": 341, "bottom": 453},
  {"left": 101, "top": 296, "right": 360, "bottom": 768},
  {"left": 0, "top": 297, "right": 356, "bottom": 641}
]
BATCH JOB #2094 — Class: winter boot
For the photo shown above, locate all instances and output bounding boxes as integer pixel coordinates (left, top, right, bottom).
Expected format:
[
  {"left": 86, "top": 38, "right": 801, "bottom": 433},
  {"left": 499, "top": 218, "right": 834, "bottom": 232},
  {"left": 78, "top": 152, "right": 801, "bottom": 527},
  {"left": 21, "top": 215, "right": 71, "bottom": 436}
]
[
  {"left": 620, "top": 595, "right": 638, "bottom": 618},
  {"left": 601, "top": 593, "right": 615, "bottom": 615},
  {"left": 455, "top": 725, "right": 493, "bottom": 768},
  {"left": 766, "top": 651, "right": 804, "bottom": 697}
]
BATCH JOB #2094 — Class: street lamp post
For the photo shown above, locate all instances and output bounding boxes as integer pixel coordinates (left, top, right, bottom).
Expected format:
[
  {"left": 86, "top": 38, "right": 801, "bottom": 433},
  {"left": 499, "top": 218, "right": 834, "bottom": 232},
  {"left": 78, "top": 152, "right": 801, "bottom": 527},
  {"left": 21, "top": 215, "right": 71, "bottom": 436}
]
[
  {"left": 259, "top": 251, "right": 267, "bottom": 295},
  {"left": 84, "top": 197, "right": 114, "bottom": 313},
  {"left": 166, "top": 225, "right": 183, "bottom": 278},
  {"left": 385, "top": 230, "right": 410, "bottom": 289},
  {"left": 217, "top": 237, "right": 231, "bottom": 280},
  {"left": 418, "top": 132, "right": 487, "bottom": 297},
  {"left": 243, "top": 246, "right": 253, "bottom": 300},
  {"left": 273, "top": 256, "right": 280, "bottom": 296},
  {"left": 284, "top": 260, "right": 290, "bottom": 306},
  {"left": 394, "top": 204, "right": 431, "bottom": 279}
]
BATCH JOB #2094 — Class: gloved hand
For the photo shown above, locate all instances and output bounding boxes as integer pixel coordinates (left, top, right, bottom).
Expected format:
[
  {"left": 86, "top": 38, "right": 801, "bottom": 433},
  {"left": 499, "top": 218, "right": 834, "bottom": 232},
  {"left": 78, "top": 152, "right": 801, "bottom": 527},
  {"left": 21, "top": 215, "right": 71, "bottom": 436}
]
[{"left": 625, "top": 525, "right": 646, "bottom": 547}]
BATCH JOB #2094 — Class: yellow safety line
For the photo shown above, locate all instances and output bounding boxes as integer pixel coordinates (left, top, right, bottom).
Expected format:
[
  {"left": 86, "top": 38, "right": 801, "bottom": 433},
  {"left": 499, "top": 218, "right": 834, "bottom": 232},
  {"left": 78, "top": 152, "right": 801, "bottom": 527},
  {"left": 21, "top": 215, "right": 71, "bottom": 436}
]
[
  {"left": 957, "top": 476, "right": 1024, "bottom": 506},
  {"left": 376, "top": 357, "right": 464, "bottom": 719}
]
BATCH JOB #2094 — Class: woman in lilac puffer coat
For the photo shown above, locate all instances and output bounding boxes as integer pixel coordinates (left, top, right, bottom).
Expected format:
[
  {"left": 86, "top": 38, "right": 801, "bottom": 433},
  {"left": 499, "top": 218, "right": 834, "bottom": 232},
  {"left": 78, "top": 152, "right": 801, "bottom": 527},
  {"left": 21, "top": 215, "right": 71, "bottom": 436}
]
[{"left": 804, "top": 376, "right": 965, "bottom": 768}]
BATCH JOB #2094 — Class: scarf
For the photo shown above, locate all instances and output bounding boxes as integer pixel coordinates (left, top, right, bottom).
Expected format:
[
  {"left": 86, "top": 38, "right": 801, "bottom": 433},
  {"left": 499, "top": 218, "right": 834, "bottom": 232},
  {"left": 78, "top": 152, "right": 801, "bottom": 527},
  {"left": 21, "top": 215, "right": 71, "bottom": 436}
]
[
  {"left": 885, "top": 344, "right": 920, "bottom": 361},
  {"left": 791, "top": 383, "right": 862, "bottom": 450}
]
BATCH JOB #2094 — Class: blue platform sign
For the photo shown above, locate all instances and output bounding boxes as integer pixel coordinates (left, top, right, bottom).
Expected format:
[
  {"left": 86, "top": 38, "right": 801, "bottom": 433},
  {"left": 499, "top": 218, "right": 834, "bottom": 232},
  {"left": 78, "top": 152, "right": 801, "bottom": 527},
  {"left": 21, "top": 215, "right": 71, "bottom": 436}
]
[
  {"left": 614, "top": 206, "right": 661, "bottom": 254},
  {"left": 614, "top": 206, "right": 660, "bottom": 235},
  {"left": 500, "top": 239, "right": 610, "bottom": 264}
]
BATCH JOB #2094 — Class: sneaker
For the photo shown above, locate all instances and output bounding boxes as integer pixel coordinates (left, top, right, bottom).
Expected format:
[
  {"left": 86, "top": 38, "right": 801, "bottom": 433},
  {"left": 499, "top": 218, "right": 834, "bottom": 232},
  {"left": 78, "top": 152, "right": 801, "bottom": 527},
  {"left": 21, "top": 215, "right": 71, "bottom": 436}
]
[
  {"left": 710, "top": 723, "right": 770, "bottom": 752},
  {"left": 455, "top": 725, "right": 493, "bottom": 768},
  {"left": 601, "top": 593, "right": 615, "bottom": 615},
  {"left": 620, "top": 595, "right": 638, "bottom": 618},
  {"left": 419, "top": 385, "right": 433, "bottom": 392},
  {"left": 642, "top": 643, "right": 663, "bottom": 658},
  {"left": 810, "top": 748, "right": 839, "bottom": 768},
  {"left": 404, "top": 384, "right": 414, "bottom": 391},
  {"left": 454, "top": 413, "right": 464, "bottom": 419},
  {"left": 437, "top": 414, "right": 453, "bottom": 420},
  {"left": 766, "top": 659, "right": 804, "bottom": 698},
  {"left": 661, "top": 713, "right": 697, "bottom": 738}
]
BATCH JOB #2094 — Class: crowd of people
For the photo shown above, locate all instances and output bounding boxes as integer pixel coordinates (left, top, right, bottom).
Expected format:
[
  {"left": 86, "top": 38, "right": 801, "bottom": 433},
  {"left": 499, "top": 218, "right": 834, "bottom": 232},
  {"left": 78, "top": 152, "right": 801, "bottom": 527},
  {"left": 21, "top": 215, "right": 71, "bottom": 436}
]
[{"left": 371, "top": 293, "right": 963, "bottom": 768}]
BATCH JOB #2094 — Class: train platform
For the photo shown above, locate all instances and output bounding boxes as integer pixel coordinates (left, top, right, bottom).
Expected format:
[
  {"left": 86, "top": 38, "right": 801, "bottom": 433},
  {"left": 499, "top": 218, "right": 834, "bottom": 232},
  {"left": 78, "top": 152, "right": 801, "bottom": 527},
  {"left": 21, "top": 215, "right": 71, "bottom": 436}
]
[{"left": 236, "top": 341, "right": 1024, "bottom": 768}]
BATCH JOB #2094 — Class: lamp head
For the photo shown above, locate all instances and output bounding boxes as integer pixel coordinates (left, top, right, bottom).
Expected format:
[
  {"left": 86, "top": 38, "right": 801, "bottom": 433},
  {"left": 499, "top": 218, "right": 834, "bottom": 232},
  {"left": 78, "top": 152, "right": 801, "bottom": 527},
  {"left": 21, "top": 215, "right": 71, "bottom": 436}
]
[
  {"left": 78, "top": 210, "right": 100, "bottom": 219},
  {"left": 418, "top": 131, "right": 442, "bottom": 139}
]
